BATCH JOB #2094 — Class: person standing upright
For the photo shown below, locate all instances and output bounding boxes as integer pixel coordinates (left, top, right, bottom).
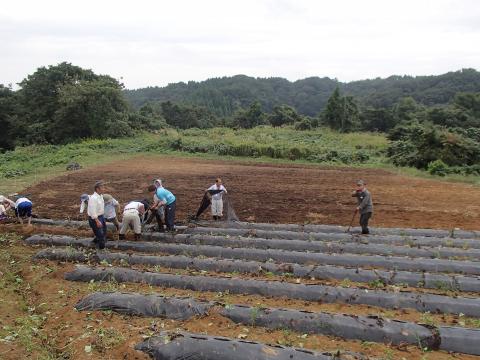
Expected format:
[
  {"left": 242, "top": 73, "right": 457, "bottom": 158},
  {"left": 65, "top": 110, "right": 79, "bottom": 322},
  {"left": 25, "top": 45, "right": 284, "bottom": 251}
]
[
  {"left": 88, "top": 181, "right": 106, "bottom": 249},
  {"left": 351, "top": 180, "right": 373, "bottom": 234},
  {"left": 207, "top": 178, "right": 227, "bottom": 220},
  {"left": 152, "top": 179, "right": 176, "bottom": 232}
]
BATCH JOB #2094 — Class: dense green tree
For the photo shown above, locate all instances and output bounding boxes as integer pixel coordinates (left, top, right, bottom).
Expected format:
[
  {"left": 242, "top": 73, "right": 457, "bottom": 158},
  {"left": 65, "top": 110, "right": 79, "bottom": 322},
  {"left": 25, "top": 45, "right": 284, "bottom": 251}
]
[
  {"left": 17, "top": 62, "right": 99, "bottom": 143},
  {"left": 359, "top": 107, "right": 395, "bottom": 132},
  {"left": 160, "top": 101, "right": 218, "bottom": 129},
  {"left": 322, "top": 88, "right": 359, "bottom": 132},
  {"left": 0, "top": 85, "right": 17, "bottom": 151},
  {"left": 268, "top": 104, "right": 302, "bottom": 127},
  {"left": 51, "top": 77, "right": 132, "bottom": 143},
  {"left": 233, "top": 101, "right": 267, "bottom": 128}
]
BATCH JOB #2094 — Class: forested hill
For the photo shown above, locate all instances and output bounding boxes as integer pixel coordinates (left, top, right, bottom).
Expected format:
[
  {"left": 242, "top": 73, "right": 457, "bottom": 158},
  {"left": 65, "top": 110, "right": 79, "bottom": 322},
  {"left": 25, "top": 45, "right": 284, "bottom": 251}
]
[{"left": 124, "top": 68, "right": 480, "bottom": 117}]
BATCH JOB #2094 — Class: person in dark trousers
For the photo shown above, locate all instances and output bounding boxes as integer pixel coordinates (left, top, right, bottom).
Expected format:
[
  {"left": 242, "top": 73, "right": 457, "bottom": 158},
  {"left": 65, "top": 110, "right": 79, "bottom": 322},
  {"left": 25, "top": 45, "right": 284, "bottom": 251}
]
[
  {"left": 351, "top": 179, "right": 373, "bottom": 234},
  {"left": 151, "top": 179, "right": 176, "bottom": 232},
  {"left": 87, "top": 181, "right": 107, "bottom": 249},
  {"left": 147, "top": 184, "right": 166, "bottom": 232}
]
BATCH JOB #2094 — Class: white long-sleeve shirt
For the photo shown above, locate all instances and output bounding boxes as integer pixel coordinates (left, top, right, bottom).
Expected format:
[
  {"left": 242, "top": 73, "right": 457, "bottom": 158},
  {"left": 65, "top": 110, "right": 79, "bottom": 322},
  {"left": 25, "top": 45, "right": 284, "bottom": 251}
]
[
  {"left": 87, "top": 192, "right": 104, "bottom": 219},
  {"left": 207, "top": 184, "right": 227, "bottom": 200},
  {"left": 123, "top": 201, "right": 145, "bottom": 215}
]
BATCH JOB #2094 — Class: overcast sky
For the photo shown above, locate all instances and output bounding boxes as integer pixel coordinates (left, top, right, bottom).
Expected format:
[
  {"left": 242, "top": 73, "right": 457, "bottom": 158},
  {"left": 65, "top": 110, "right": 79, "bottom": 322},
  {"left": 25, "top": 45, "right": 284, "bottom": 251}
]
[{"left": 1, "top": 0, "right": 479, "bottom": 89}]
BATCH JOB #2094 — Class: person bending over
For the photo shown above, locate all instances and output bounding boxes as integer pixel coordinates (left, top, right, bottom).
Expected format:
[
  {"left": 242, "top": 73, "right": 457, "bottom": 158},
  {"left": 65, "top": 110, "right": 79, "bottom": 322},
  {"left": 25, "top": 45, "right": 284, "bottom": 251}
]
[{"left": 119, "top": 200, "right": 147, "bottom": 241}]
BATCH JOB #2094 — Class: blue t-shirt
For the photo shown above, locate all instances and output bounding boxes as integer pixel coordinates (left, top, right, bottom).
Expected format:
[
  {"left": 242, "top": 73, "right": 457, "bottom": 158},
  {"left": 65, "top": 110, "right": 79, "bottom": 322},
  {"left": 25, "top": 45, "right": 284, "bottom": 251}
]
[{"left": 156, "top": 187, "right": 176, "bottom": 205}]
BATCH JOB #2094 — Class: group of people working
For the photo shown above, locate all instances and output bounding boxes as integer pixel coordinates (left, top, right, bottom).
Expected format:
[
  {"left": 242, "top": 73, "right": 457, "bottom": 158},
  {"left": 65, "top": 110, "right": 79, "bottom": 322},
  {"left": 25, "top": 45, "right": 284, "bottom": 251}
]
[
  {"left": 0, "top": 178, "right": 372, "bottom": 246},
  {"left": 80, "top": 178, "right": 228, "bottom": 249}
]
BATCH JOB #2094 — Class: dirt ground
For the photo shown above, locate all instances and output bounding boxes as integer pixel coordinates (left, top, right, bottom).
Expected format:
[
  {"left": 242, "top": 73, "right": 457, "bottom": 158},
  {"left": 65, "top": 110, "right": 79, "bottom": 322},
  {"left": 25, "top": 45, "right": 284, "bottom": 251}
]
[
  {"left": 1, "top": 234, "right": 478, "bottom": 360},
  {"left": 3, "top": 156, "right": 480, "bottom": 359},
  {"left": 22, "top": 155, "right": 480, "bottom": 230}
]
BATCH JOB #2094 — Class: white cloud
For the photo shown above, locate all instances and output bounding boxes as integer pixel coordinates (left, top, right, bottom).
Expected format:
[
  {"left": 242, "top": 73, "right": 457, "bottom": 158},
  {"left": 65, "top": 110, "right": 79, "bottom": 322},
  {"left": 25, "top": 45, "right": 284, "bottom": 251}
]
[{"left": 1, "top": 0, "right": 479, "bottom": 88}]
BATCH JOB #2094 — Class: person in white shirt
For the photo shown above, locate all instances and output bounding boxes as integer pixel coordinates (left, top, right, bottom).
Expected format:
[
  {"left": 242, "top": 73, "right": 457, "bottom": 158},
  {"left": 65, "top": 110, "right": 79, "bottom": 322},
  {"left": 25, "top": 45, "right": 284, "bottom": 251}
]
[
  {"left": 14, "top": 197, "right": 33, "bottom": 225},
  {"left": 87, "top": 181, "right": 106, "bottom": 249},
  {"left": 103, "top": 194, "right": 120, "bottom": 231},
  {"left": 119, "top": 200, "right": 148, "bottom": 241},
  {"left": 207, "top": 178, "right": 227, "bottom": 220}
]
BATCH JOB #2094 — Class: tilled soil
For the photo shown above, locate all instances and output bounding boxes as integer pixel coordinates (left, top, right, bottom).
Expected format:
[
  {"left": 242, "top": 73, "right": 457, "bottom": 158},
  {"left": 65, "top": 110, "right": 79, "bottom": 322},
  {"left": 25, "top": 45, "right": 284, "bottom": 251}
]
[
  {"left": 22, "top": 155, "right": 480, "bottom": 230},
  {"left": 3, "top": 156, "right": 480, "bottom": 359},
  {"left": 1, "top": 238, "right": 478, "bottom": 360}
]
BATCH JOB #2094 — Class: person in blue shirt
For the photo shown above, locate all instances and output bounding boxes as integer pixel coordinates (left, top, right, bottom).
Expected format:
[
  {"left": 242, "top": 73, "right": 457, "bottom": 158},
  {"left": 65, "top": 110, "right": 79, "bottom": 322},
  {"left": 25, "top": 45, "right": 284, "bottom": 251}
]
[{"left": 151, "top": 179, "right": 176, "bottom": 231}]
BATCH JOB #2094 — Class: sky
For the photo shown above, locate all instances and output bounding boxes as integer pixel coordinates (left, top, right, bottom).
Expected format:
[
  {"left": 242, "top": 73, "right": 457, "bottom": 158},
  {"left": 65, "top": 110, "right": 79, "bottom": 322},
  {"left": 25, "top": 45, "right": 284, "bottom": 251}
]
[{"left": 1, "top": 0, "right": 479, "bottom": 89}]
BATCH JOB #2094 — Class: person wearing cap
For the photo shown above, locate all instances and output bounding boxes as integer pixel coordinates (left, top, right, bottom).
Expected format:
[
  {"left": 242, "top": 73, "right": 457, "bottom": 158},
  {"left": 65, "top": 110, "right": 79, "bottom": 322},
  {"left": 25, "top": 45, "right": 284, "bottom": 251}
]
[
  {"left": 207, "top": 178, "right": 227, "bottom": 220},
  {"left": 103, "top": 194, "right": 120, "bottom": 232},
  {"left": 152, "top": 179, "right": 176, "bottom": 231},
  {"left": 79, "top": 194, "right": 89, "bottom": 213},
  {"left": 87, "top": 181, "right": 106, "bottom": 249},
  {"left": 119, "top": 200, "right": 148, "bottom": 240},
  {"left": 351, "top": 180, "right": 373, "bottom": 234}
]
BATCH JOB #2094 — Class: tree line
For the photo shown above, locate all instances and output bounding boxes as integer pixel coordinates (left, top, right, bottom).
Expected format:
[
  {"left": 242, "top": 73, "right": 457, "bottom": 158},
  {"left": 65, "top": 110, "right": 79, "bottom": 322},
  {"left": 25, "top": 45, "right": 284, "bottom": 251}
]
[
  {"left": 124, "top": 69, "right": 480, "bottom": 117},
  {"left": 1, "top": 63, "right": 480, "bottom": 176}
]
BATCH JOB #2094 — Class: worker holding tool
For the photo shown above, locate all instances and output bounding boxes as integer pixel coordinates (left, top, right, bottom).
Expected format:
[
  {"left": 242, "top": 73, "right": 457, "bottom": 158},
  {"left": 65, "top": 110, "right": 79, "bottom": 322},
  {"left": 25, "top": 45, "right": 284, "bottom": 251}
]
[
  {"left": 351, "top": 180, "right": 373, "bottom": 234},
  {"left": 207, "top": 178, "right": 227, "bottom": 220},
  {"left": 119, "top": 199, "right": 149, "bottom": 241},
  {"left": 147, "top": 184, "right": 166, "bottom": 232},
  {"left": 151, "top": 179, "right": 176, "bottom": 232}
]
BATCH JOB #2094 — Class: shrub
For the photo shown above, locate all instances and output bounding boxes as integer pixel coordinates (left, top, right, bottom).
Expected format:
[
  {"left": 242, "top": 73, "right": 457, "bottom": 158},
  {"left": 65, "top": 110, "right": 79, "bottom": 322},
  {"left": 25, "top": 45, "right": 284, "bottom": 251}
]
[{"left": 427, "top": 160, "right": 449, "bottom": 176}]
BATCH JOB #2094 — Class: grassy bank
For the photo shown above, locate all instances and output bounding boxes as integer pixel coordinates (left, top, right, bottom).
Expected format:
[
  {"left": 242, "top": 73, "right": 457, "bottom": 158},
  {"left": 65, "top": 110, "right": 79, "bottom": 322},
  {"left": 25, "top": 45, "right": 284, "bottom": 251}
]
[{"left": 0, "top": 126, "right": 477, "bottom": 194}]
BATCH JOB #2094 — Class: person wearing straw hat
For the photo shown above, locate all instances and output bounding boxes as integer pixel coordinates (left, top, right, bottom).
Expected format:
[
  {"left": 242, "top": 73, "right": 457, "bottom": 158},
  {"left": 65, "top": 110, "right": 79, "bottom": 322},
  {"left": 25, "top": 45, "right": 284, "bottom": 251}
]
[{"left": 351, "top": 179, "right": 373, "bottom": 234}]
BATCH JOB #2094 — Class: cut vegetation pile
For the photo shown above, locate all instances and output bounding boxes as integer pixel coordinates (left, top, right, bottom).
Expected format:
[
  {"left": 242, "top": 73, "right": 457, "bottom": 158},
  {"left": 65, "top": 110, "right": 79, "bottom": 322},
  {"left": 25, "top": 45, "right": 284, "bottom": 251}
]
[{"left": 23, "top": 220, "right": 480, "bottom": 358}]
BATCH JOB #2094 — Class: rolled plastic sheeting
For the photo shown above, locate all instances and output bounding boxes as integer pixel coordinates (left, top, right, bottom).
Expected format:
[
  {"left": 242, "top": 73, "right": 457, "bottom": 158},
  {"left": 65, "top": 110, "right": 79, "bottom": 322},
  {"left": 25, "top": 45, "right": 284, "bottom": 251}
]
[
  {"left": 26, "top": 235, "right": 480, "bottom": 276},
  {"left": 146, "top": 232, "right": 480, "bottom": 261},
  {"left": 438, "top": 326, "right": 480, "bottom": 355},
  {"left": 34, "top": 248, "right": 480, "bottom": 293},
  {"left": 65, "top": 266, "right": 480, "bottom": 317},
  {"left": 74, "top": 292, "right": 480, "bottom": 355},
  {"left": 220, "top": 304, "right": 439, "bottom": 349},
  {"left": 135, "top": 331, "right": 366, "bottom": 360},
  {"left": 192, "top": 220, "right": 480, "bottom": 239},
  {"left": 32, "top": 218, "right": 117, "bottom": 231},
  {"left": 75, "top": 292, "right": 210, "bottom": 320},
  {"left": 165, "top": 229, "right": 480, "bottom": 250}
]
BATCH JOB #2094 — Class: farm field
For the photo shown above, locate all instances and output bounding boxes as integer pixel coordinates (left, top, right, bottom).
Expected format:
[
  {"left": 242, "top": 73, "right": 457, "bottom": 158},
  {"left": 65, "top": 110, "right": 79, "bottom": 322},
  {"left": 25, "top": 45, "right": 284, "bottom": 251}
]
[
  {"left": 22, "top": 155, "right": 480, "bottom": 229},
  {"left": 2, "top": 156, "right": 480, "bottom": 359}
]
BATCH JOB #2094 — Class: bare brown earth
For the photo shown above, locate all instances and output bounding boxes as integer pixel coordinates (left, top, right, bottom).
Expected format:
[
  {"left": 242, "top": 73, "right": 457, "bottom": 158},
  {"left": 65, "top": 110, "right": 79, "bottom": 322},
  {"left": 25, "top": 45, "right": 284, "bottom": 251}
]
[
  {"left": 23, "top": 155, "right": 480, "bottom": 230},
  {"left": 2, "top": 156, "right": 480, "bottom": 359},
  {"left": 1, "top": 235, "right": 479, "bottom": 360}
]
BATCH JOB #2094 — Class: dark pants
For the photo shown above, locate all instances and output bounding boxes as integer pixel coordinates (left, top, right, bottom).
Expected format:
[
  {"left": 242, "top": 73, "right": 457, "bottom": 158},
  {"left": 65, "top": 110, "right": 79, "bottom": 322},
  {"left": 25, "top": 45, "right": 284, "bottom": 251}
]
[
  {"left": 165, "top": 201, "right": 176, "bottom": 231},
  {"left": 360, "top": 212, "right": 372, "bottom": 234},
  {"left": 155, "top": 210, "right": 165, "bottom": 231},
  {"left": 89, "top": 215, "right": 107, "bottom": 249},
  {"left": 16, "top": 202, "right": 32, "bottom": 218}
]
